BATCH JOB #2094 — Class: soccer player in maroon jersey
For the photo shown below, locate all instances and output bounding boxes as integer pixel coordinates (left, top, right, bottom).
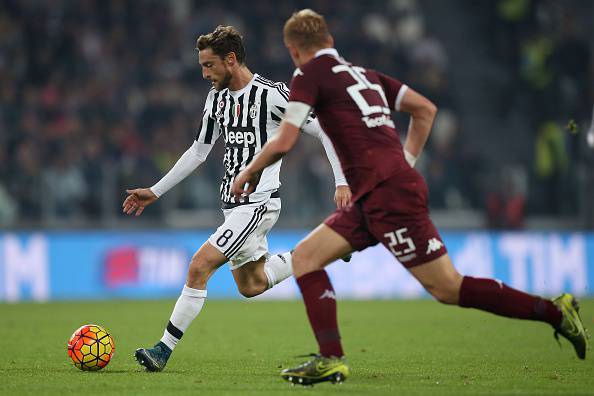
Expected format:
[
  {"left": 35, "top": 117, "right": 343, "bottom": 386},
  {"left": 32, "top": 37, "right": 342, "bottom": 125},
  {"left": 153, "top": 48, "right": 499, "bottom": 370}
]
[{"left": 232, "top": 9, "right": 589, "bottom": 385}]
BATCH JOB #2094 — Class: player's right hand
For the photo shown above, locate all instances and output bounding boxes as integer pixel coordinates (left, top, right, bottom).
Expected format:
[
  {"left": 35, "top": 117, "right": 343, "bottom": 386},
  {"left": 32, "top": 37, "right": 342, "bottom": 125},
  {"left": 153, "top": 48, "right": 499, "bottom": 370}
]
[{"left": 122, "top": 188, "right": 158, "bottom": 217}]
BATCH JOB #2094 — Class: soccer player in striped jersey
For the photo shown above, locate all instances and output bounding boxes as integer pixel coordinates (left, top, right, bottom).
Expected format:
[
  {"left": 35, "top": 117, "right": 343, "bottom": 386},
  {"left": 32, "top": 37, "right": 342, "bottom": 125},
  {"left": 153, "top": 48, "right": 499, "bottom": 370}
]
[{"left": 122, "top": 25, "right": 351, "bottom": 372}]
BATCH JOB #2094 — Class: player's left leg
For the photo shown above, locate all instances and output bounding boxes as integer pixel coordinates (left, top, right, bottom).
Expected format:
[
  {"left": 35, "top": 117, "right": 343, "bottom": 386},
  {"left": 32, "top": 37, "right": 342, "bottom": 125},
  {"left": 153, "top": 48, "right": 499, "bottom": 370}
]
[
  {"left": 408, "top": 254, "right": 589, "bottom": 359},
  {"left": 368, "top": 171, "right": 589, "bottom": 359}
]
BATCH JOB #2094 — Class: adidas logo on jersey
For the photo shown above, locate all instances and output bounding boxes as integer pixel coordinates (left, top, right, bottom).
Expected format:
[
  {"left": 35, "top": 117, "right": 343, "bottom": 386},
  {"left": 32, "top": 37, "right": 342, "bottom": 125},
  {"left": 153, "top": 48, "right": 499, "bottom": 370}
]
[{"left": 426, "top": 238, "right": 444, "bottom": 254}]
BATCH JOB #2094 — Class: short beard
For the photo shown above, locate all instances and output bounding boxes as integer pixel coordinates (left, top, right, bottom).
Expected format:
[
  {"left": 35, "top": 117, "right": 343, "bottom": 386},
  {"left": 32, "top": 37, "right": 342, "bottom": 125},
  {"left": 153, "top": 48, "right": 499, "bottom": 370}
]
[{"left": 218, "top": 71, "right": 232, "bottom": 90}]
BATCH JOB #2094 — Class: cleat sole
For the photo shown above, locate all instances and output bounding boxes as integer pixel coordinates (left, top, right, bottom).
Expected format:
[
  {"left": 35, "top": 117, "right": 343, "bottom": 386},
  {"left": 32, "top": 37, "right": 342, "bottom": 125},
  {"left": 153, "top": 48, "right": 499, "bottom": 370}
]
[
  {"left": 331, "top": 372, "right": 346, "bottom": 384},
  {"left": 281, "top": 371, "right": 348, "bottom": 386}
]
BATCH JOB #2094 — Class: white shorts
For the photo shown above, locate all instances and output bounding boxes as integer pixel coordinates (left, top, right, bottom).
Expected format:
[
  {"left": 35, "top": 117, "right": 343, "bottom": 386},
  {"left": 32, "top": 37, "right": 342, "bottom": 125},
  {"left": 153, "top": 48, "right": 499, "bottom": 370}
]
[{"left": 208, "top": 198, "right": 281, "bottom": 270}]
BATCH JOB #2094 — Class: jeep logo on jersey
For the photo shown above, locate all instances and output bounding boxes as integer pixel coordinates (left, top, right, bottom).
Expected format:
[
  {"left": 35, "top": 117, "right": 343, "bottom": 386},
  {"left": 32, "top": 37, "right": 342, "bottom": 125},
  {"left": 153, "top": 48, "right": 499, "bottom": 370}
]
[{"left": 226, "top": 126, "right": 257, "bottom": 148}]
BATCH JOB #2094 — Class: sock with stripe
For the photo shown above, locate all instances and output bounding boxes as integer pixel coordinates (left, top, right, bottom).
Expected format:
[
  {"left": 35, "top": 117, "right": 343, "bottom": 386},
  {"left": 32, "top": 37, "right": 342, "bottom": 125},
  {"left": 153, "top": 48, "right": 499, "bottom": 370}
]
[
  {"left": 263, "top": 251, "right": 292, "bottom": 289},
  {"left": 160, "top": 285, "right": 207, "bottom": 351},
  {"left": 458, "top": 276, "right": 562, "bottom": 326},
  {"left": 296, "top": 270, "right": 344, "bottom": 357}
]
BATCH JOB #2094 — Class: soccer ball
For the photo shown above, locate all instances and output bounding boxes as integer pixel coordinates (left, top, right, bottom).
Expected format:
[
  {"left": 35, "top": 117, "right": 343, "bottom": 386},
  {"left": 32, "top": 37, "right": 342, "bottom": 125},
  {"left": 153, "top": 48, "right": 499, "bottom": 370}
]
[{"left": 67, "top": 324, "right": 115, "bottom": 371}]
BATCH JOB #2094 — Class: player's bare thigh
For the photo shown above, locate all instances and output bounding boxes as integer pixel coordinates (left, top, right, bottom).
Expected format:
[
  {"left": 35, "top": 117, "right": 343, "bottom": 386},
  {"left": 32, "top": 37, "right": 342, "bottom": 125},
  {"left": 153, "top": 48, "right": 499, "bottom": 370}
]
[
  {"left": 189, "top": 242, "right": 269, "bottom": 293},
  {"left": 407, "top": 253, "right": 463, "bottom": 305},
  {"left": 292, "top": 224, "right": 353, "bottom": 278},
  {"left": 186, "top": 241, "right": 228, "bottom": 289}
]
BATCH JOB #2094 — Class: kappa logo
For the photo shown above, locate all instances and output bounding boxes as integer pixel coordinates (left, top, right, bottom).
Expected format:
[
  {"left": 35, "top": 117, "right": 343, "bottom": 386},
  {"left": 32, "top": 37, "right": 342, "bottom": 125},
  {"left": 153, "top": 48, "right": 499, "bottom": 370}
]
[
  {"left": 426, "top": 238, "right": 444, "bottom": 255},
  {"left": 319, "top": 289, "right": 336, "bottom": 300}
]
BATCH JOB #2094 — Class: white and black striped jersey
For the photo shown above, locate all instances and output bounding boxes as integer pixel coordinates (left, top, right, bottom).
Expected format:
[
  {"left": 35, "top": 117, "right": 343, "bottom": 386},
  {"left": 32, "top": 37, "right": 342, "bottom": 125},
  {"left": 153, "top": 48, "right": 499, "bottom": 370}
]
[{"left": 194, "top": 73, "right": 344, "bottom": 205}]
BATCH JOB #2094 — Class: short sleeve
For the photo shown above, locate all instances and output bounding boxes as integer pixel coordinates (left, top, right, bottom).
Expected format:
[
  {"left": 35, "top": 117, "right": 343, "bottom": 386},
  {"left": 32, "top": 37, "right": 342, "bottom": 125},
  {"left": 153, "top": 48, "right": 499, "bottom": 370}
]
[
  {"left": 195, "top": 89, "right": 222, "bottom": 144},
  {"left": 288, "top": 67, "right": 319, "bottom": 107},
  {"left": 376, "top": 71, "right": 408, "bottom": 111}
]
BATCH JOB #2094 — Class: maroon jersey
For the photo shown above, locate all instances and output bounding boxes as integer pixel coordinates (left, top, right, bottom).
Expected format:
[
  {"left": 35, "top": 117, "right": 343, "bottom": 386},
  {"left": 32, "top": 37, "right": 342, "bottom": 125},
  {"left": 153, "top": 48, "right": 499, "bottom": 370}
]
[{"left": 289, "top": 48, "right": 409, "bottom": 198}]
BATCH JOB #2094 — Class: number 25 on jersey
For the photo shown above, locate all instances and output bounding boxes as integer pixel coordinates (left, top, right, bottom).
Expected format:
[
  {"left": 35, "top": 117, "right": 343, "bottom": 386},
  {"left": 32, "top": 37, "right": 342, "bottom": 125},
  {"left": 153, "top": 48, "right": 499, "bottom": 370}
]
[{"left": 332, "top": 64, "right": 394, "bottom": 128}]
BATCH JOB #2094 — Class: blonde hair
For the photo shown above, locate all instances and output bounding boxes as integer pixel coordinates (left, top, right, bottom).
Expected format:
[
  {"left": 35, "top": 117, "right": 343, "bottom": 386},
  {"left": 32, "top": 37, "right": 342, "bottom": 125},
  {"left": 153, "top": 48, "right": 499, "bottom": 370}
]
[{"left": 283, "top": 9, "right": 331, "bottom": 50}]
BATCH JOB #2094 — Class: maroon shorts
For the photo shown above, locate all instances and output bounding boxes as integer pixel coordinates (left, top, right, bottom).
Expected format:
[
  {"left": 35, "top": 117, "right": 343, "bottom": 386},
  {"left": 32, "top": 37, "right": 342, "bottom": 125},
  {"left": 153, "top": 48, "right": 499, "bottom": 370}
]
[{"left": 325, "top": 170, "right": 447, "bottom": 268}]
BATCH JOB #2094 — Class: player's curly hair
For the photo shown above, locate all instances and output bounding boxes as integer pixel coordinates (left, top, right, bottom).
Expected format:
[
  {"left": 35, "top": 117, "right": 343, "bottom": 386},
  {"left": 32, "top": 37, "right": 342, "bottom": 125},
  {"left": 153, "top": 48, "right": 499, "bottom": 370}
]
[
  {"left": 196, "top": 25, "right": 246, "bottom": 64},
  {"left": 283, "top": 9, "right": 331, "bottom": 50}
]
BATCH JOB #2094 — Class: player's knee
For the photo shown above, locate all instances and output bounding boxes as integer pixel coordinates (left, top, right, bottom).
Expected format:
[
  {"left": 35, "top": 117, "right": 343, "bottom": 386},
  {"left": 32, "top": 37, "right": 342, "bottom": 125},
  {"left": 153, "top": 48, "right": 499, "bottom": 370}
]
[
  {"left": 187, "top": 252, "right": 216, "bottom": 284},
  {"left": 237, "top": 281, "right": 267, "bottom": 298},
  {"left": 290, "top": 244, "right": 316, "bottom": 272}
]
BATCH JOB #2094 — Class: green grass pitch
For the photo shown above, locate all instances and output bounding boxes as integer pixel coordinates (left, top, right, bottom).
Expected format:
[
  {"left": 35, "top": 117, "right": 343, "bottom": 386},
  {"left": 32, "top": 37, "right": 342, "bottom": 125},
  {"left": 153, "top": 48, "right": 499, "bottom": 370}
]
[{"left": 1, "top": 299, "right": 593, "bottom": 395}]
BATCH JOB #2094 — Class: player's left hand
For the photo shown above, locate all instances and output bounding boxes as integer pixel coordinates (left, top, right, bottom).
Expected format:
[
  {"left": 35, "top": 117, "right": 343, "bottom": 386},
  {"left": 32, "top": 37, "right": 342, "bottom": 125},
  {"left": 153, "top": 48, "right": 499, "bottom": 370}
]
[
  {"left": 232, "top": 168, "right": 262, "bottom": 202},
  {"left": 334, "top": 185, "right": 352, "bottom": 209}
]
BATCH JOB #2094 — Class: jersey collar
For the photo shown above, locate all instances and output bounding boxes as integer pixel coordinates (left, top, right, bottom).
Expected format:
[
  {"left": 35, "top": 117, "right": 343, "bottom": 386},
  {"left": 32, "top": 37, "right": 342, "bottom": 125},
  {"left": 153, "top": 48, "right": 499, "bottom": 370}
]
[
  {"left": 228, "top": 73, "right": 258, "bottom": 97},
  {"left": 314, "top": 48, "right": 339, "bottom": 59}
]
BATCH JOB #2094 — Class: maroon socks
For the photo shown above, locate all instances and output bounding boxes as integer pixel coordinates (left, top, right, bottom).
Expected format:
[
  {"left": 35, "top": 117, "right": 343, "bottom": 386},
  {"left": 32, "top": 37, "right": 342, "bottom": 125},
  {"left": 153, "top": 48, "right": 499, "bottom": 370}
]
[
  {"left": 296, "top": 272, "right": 562, "bottom": 359},
  {"left": 458, "top": 276, "right": 562, "bottom": 327},
  {"left": 296, "top": 270, "right": 344, "bottom": 357}
]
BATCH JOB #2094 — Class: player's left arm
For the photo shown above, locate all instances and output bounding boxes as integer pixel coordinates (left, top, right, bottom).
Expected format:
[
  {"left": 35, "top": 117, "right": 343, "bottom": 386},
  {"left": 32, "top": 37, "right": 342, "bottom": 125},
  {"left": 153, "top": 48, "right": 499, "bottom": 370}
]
[
  {"left": 399, "top": 88, "right": 437, "bottom": 166},
  {"left": 234, "top": 67, "right": 321, "bottom": 199},
  {"left": 231, "top": 104, "right": 304, "bottom": 199},
  {"left": 377, "top": 72, "right": 436, "bottom": 167},
  {"left": 269, "top": 83, "right": 347, "bottom": 190},
  {"left": 301, "top": 118, "right": 351, "bottom": 208}
]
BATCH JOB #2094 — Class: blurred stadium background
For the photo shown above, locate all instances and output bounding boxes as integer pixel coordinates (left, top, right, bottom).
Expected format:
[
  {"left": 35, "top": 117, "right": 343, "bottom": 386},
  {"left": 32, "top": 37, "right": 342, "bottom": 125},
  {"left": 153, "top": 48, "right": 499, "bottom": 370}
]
[{"left": 0, "top": 0, "right": 593, "bottom": 303}]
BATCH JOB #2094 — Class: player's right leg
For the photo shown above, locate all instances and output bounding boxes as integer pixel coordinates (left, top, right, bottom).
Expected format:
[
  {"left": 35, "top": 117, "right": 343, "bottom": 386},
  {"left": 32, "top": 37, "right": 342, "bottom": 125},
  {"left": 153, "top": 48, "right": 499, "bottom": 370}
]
[
  {"left": 135, "top": 241, "right": 227, "bottom": 372},
  {"left": 408, "top": 254, "right": 589, "bottom": 359},
  {"left": 281, "top": 224, "right": 354, "bottom": 385}
]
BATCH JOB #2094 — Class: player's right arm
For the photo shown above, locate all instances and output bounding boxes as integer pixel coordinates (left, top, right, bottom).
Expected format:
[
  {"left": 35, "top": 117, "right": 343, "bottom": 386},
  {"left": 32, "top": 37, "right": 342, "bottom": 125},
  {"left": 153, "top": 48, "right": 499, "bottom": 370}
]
[
  {"left": 268, "top": 82, "right": 351, "bottom": 208},
  {"left": 123, "top": 91, "right": 221, "bottom": 216},
  {"left": 377, "top": 73, "right": 437, "bottom": 167}
]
